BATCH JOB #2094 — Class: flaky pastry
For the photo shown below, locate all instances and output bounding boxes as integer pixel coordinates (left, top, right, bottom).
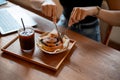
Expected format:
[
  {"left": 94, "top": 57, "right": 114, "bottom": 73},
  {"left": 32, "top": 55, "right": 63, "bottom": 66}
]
[{"left": 37, "top": 30, "right": 70, "bottom": 53}]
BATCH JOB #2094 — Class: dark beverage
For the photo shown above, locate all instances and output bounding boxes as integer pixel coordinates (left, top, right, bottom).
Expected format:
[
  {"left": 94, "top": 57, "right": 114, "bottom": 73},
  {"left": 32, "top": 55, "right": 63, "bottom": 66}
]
[{"left": 18, "top": 28, "right": 35, "bottom": 53}]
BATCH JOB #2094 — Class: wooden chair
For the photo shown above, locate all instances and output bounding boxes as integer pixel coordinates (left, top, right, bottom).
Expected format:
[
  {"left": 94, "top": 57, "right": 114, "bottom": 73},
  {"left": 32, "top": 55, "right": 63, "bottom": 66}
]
[{"left": 100, "top": 0, "right": 120, "bottom": 45}]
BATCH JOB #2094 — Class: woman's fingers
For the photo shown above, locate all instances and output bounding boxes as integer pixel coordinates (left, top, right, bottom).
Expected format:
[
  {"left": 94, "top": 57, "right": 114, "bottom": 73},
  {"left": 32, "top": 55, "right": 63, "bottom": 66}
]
[
  {"left": 41, "top": 4, "right": 57, "bottom": 21},
  {"left": 52, "top": 5, "right": 57, "bottom": 23},
  {"left": 68, "top": 7, "right": 87, "bottom": 27},
  {"left": 68, "top": 8, "right": 75, "bottom": 26},
  {"left": 76, "top": 8, "right": 81, "bottom": 21},
  {"left": 41, "top": 5, "right": 46, "bottom": 15},
  {"left": 68, "top": 8, "right": 79, "bottom": 26},
  {"left": 47, "top": 5, "right": 51, "bottom": 17}
]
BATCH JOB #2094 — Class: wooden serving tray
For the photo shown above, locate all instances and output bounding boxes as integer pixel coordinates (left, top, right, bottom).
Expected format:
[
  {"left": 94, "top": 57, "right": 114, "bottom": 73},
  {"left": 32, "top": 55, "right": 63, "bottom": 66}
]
[{"left": 1, "top": 30, "right": 76, "bottom": 71}]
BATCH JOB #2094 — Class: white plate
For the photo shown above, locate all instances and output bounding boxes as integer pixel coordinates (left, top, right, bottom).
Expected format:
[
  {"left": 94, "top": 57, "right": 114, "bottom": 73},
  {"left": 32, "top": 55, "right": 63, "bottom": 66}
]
[
  {"left": 37, "top": 32, "right": 70, "bottom": 54},
  {"left": 37, "top": 38, "right": 70, "bottom": 54}
]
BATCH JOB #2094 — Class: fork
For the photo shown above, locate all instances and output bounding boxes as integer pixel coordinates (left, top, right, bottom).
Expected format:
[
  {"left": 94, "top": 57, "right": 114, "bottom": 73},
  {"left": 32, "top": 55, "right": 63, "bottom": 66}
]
[{"left": 59, "top": 26, "right": 69, "bottom": 39}]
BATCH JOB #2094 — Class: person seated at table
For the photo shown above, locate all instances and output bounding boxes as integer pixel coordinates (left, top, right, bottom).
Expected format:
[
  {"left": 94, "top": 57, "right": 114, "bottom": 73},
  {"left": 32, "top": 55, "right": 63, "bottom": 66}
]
[
  {"left": 30, "top": 0, "right": 103, "bottom": 42},
  {"left": 68, "top": 6, "right": 120, "bottom": 27}
]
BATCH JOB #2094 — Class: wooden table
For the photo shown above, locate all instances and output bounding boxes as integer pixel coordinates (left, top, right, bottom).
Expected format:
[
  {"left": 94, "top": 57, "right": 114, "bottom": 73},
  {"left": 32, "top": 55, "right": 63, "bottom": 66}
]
[{"left": 0, "top": 2, "right": 120, "bottom": 80}]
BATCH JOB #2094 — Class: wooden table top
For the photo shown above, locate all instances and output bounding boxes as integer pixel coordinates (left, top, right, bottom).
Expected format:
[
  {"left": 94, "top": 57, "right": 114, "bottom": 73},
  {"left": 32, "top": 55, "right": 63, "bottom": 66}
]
[{"left": 0, "top": 2, "right": 120, "bottom": 80}]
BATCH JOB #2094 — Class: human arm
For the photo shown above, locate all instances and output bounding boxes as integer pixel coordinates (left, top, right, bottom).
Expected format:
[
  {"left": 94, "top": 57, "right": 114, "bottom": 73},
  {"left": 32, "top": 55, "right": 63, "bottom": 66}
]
[
  {"left": 30, "top": 0, "right": 57, "bottom": 22},
  {"left": 96, "top": 8, "right": 120, "bottom": 26},
  {"left": 68, "top": 6, "right": 120, "bottom": 27}
]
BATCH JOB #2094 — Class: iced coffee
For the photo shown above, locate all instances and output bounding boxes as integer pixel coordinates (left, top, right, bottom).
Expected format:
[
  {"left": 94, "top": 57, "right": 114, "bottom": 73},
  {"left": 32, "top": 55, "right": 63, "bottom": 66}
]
[{"left": 18, "top": 28, "right": 35, "bottom": 53}]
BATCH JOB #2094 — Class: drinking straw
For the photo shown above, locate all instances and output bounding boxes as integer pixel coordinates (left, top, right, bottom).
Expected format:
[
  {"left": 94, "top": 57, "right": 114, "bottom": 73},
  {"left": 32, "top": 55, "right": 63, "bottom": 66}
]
[{"left": 21, "top": 18, "right": 25, "bottom": 31}]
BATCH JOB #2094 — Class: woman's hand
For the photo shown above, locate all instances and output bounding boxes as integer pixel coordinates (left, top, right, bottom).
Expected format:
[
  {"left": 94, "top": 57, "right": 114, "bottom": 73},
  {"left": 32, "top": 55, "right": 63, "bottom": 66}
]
[
  {"left": 41, "top": 0, "right": 57, "bottom": 22},
  {"left": 68, "top": 7, "right": 98, "bottom": 27},
  {"left": 30, "top": 0, "right": 57, "bottom": 22}
]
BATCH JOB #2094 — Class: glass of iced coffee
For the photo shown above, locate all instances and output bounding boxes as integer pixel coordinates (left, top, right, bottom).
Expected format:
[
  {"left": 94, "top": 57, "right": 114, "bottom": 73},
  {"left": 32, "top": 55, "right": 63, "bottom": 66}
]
[{"left": 18, "top": 27, "right": 35, "bottom": 53}]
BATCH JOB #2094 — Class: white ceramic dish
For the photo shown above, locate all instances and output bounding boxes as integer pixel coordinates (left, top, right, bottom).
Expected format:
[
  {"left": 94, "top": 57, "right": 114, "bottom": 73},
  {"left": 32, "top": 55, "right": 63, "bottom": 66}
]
[{"left": 37, "top": 33, "right": 70, "bottom": 54}]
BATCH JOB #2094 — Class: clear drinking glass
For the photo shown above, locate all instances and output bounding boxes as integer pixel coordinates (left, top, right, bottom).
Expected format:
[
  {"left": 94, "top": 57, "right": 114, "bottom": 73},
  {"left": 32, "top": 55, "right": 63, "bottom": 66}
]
[{"left": 18, "top": 27, "right": 35, "bottom": 53}]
